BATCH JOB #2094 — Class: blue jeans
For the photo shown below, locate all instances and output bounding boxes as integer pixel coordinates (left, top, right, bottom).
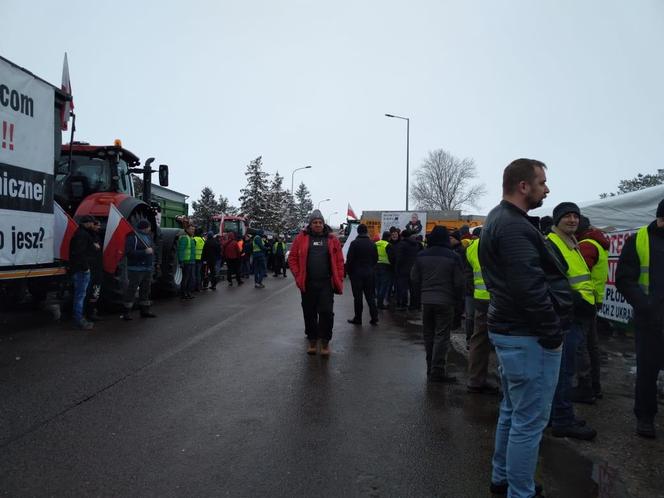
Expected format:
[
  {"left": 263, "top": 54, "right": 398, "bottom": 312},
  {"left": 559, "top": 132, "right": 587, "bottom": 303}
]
[
  {"left": 72, "top": 271, "right": 91, "bottom": 324},
  {"left": 253, "top": 254, "right": 266, "bottom": 284},
  {"left": 551, "top": 326, "right": 580, "bottom": 428},
  {"left": 489, "top": 333, "right": 562, "bottom": 498}
]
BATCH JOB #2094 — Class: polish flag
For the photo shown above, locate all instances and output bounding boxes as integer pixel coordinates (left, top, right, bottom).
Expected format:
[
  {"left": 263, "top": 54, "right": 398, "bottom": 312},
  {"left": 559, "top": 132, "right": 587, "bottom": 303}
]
[
  {"left": 60, "top": 52, "right": 74, "bottom": 131},
  {"left": 347, "top": 203, "right": 358, "bottom": 220},
  {"left": 103, "top": 204, "right": 134, "bottom": 273},
  {"left": 53, "top": 202, "right": 78, "bottom": 260}
]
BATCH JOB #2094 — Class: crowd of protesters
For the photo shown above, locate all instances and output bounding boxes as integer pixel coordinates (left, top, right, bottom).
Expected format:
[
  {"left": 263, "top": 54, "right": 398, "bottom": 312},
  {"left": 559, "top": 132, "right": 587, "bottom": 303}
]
[
  {"left": 65, "top": 159, "right": 663, "bottom": 497},
  {"left": 285, "top": 159, "right": 662, "bottom": 498}
]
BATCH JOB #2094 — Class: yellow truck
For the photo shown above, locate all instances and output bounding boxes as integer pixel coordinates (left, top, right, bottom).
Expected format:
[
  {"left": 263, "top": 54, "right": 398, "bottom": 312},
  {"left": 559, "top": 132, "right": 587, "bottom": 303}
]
[{"left": 358, "top": 210, "right": 485, "bottom": 239}]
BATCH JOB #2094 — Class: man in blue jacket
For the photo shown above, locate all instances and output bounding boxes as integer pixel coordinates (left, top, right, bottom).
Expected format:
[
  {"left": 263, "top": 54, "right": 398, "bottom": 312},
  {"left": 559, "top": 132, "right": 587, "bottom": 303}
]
[{"left": 122, "top": 219, "right": 157, "bottom": 320}]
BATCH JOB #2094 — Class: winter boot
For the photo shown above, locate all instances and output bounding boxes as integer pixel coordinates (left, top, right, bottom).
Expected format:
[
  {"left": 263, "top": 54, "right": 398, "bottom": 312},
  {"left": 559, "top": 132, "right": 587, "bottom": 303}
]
[
  {"left": 121, "top": 308, "right": 133, "bottom": 321},
  {"left": 140, "top": 306, "right": 157, "bottom": 318}
]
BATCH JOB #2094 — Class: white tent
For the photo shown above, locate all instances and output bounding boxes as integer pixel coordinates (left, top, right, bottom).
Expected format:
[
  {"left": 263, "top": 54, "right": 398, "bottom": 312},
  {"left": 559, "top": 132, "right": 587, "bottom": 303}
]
[{"left": 532, "top": 184, "right": 664, "bottom": 231}]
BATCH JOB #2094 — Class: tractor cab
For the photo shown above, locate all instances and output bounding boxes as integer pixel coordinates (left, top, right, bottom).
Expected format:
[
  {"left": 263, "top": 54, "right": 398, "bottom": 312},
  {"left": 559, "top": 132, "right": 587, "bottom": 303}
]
[{"left": 55, "top": 141, "right": 139, "bottom": 216}]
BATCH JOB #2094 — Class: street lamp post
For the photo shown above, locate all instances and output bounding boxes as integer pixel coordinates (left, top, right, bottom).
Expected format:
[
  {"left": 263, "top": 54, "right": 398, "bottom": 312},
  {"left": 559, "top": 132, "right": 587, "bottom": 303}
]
[
  {"left": 317, "top": 198, "right": 331, "bottom": 210},
  {"left": 328, "top": 211, "right": 338, "bottom": 226},
  {"left": 291, "top": 165, "right": 312, "bottom": 194},
  {"left": 385, "top": 113, "right": 410, "bottom": 211}
]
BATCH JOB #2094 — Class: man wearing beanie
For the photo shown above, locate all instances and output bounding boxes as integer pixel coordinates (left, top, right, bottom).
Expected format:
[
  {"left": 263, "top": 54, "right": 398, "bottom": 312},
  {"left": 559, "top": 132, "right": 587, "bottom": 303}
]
[
  {"left": 122, "top": 219, "right": 157, "bottom": 320},
  {"left": 547, "top": 203, "right": 598, "bottom": 441},
  {"left": 69, "top": 215, "right": 100, "bottom": 330},
  {"left": 617, "top": 198, "right": 664, "bottom": 438},
  {"left": 410, "top": 225, "right": 463, "bottom": 382},
  {"left": 288, "top": 210, "right": 345, "bottom": 356},
  {"left": 480, "top": 159, "right": 572, "bottom": 497},
  {"left": 345, "top": 224, "right": 379, "bottom": 326}
]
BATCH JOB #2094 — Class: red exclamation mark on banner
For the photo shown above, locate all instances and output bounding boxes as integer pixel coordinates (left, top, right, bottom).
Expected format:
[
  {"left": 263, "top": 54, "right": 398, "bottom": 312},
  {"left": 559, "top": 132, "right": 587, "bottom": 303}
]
[
  {"left": 8, "top": 123, "right": 14, "bottom": 151},
  {"left": 1, "top": 121, "right": 6, "bottom": 149}
]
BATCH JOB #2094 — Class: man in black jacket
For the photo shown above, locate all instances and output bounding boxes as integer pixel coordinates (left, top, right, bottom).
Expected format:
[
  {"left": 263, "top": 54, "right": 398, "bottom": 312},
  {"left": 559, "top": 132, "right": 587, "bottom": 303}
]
[
  {"left": 410, "top": 225, "right": 463, "bottom": 382},
  {"left": 394, "top": 230, "right": 420, "bottom": 310},
  {"left": 346, "top": 224, "right": 379, "bottom": 325},
  {"left": 616, "top": 199, "right": 664, "bottom": 438},
  {"left": 69, "top": 215, "right": 100, "bottom": 330},
  {"left": 122, "top": 219, "right": 157, "bottom": 320},
  {"left": 202, "top": 231, "right": 221, "bottom": 290},
  {"left": 479, "top": 158, "right": 572, "bottom": 498}
]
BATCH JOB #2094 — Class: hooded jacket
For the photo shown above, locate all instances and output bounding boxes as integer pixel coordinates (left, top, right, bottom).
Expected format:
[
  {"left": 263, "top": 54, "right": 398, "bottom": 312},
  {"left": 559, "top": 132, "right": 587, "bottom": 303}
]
[
  {"left": 202, "top": 235, "right": 221, "bottom": 265},
  {"left": 288, "top": 224, "right": 345, "bottom": 294},
  {"left": 223, "top": 232, "right": 242, "bottom": 260},
  {"left": 125, "top": 231, "right": 156, "bottom": 271},
  {"left": 410, "top": 240, "right": 463, "bottom": 307},
  {"left": 577, "top": 228, "right": 610, "bottom": 269}
]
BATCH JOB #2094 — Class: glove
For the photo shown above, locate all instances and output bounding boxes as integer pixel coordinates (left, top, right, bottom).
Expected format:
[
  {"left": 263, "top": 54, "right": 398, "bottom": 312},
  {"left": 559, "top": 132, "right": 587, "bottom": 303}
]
[{"left": 538, "top": 335, "right": 563, "bottom": 350}]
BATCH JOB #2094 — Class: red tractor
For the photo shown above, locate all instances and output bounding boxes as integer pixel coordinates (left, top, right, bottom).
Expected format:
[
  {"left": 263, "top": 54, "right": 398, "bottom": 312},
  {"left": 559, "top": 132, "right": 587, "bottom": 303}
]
[{"left": 56, "top": 140, "right": 182, "bottom": 306}]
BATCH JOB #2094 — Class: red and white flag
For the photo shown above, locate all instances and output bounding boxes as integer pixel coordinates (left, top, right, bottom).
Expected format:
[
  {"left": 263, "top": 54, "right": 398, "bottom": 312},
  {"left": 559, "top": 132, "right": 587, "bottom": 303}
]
[
  {"left": 60, "top": 52, "right": 74, "bottom": 131},
  {"left": 53, "top": 202, "right": 78, "bottom": 260},
  {"left": 103, "top": 204, "right": 134, "bottom": 273},
  {"left": 347, "top": 203, "right": 358, "bottom": 220}
]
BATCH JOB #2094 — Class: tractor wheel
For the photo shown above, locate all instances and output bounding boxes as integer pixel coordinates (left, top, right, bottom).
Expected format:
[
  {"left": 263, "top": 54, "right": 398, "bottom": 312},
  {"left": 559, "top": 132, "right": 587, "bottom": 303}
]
[{"left": 154, "top": 228, "right": 182, "bottom": 296}]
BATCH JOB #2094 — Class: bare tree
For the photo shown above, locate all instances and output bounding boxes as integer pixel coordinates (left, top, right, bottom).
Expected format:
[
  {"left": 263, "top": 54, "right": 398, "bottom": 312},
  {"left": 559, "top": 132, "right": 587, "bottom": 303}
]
[{"left": 411, "top": 149, "right": 486, "bottom": 211}]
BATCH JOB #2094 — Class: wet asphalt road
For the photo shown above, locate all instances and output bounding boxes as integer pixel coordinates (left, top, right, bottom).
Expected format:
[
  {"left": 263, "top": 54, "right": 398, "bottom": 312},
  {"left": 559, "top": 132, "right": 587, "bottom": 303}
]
[{"left": 0, "top": 276, "right": 502, "bottom": 497}]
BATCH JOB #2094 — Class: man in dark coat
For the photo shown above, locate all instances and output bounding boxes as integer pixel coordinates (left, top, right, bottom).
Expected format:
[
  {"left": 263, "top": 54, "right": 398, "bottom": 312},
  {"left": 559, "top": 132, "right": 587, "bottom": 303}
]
[
  {"left": 122, "top": 219, "right": 157, "bottom": 320},
  {"left": 69, "top": 215, "right": 100, "bottom": 330},
  {"left": 616, "top": 198, "right": 664, "bottom": 438},
  {"left": 202, "top": 231, "right": 221, "bottom": 290},
  {"left": 394, "top": 230, "right": 420, "bottom": 310},
  {"left": 410, "top": 225, "right": 463, "bottom": 382},
  {"left": 346, "top": 224, "right": 379, "bottom": 326},
  {"left": 85, "top": 219, "right": 104, "bottom": 322}
]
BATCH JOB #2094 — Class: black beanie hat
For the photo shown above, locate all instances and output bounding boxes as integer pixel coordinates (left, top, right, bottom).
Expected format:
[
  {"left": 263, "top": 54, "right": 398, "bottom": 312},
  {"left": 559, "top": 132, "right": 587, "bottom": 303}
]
[
  {"left": 657, "top": 198, "right": 664, "bottom": 218},
  {"left": 577, "top": 215, "right": 590, "bottom": 234},
  {"left": 357, "top": 224, "right": 368, "bottom": 234},
  {"left": 553, "top": 202, "right": 580, "bottom": 226},
  {"left": 427, "top": 225, "right": 449, "bottom": 247}
]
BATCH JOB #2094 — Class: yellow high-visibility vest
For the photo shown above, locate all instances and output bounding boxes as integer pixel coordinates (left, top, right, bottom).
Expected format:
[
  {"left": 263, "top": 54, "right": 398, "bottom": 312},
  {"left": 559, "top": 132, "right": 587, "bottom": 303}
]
[
  {"left": 635, "top": 225, "right": 650, "bottom": 295},
  {"left": 548, "top": 232, "right": 595, "bottom": 305},
  {"left": 375, "top": 240, "right": 390, "bottom": 265},
  {"left": 580, "top": 238, "right": 609, "bottom": 304},
  {"left": 193, "top": 236, "right": 205, "bottom": 260},
  {"left": 465, "top": 239, "right": 490, "bottom": 301}
]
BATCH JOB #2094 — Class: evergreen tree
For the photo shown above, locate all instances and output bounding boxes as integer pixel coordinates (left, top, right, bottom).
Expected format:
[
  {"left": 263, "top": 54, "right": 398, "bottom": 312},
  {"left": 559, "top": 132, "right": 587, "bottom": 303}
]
[
  {"left": 238, "top": 156, "right": 269, "bottom": 226},
  {"left": 265, "top": 172, "right": 291, "bottom": 234},
  {"left": 294, "top": 182, "right": 314, "bottom": 229},
  {"left": 600, "top": 169, "right": 664, "bottom": 198},
  {"left": 284, "top": 192, "right": 299, "bottom": 234},
  {"left": 218, "top": 195, "right": 238, "bottom": 215},
  {"left": 191, "top": 186, "right": 221, "bottom": 231}
]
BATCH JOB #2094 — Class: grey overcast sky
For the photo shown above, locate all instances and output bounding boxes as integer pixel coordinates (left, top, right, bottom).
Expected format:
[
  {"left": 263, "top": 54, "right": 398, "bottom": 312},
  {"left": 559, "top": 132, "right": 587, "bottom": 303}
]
[{"left": 2, "top": 0, "right": 663, "bottom": 224}]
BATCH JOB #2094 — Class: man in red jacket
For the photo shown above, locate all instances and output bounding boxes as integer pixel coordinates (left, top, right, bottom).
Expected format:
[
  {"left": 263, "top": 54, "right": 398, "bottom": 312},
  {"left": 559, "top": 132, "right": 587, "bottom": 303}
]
[
  {"left": 288, "top": 209, "right": 345, "bottom": 356},
  {"left": 222, "top": 231, "right": 243, "bottom": 286}
]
